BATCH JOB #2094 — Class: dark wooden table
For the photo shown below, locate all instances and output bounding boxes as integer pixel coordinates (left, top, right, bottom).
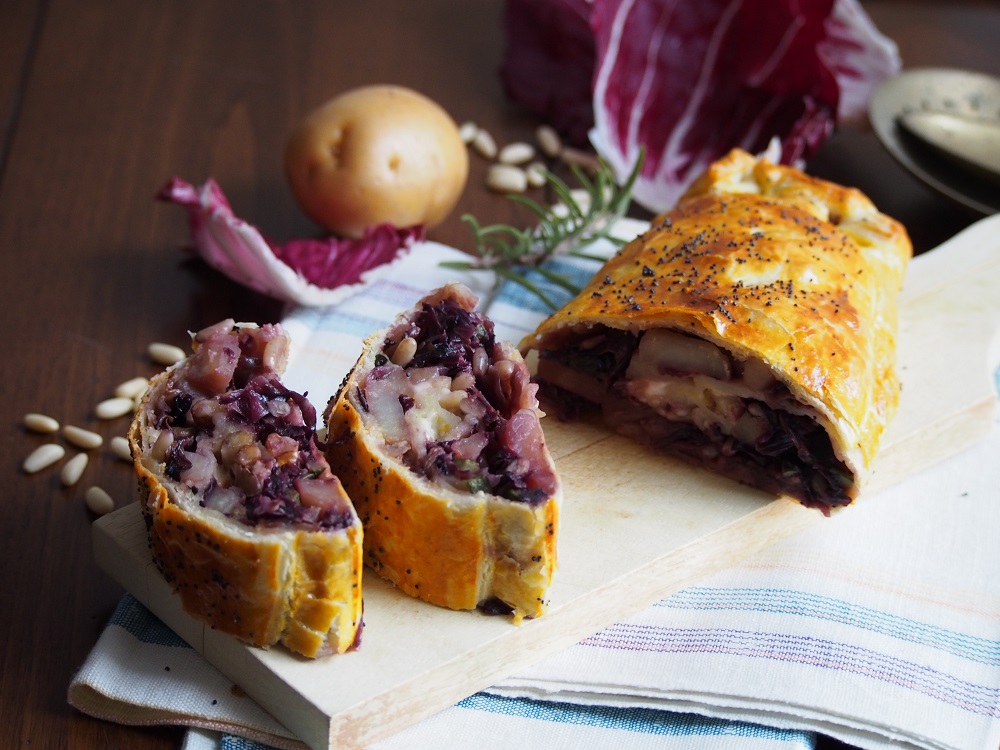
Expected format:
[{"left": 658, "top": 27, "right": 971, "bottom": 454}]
[{"left": 2, "top": 1, "right": 997, "bottom": 748}]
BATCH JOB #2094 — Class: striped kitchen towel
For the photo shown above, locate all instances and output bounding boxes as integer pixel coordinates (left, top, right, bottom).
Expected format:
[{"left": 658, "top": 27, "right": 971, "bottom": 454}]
[
  {"left": 70, "top": 217, "right": 1000, "bottom": 750},
  {"left": 277, "top": 222, "right": 1000, "bottom": 750}
]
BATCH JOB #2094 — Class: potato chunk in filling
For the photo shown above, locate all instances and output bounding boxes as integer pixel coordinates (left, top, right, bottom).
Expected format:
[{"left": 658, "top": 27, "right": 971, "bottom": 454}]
[
  {"left": 359, "top": 296, "right": 557, "bottom": 503},
  {"left": 537, "top": 325, "right": 854, "bottom": 509}
]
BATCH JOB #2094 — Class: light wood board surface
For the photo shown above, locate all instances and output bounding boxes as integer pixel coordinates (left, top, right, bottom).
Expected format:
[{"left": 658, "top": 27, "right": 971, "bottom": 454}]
[{"left": 93, "top": 214, "right": 1000, "bottom": 750}]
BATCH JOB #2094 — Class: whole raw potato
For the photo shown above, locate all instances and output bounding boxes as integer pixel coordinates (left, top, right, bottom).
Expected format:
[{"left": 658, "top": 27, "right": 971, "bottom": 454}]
[{"left": 285, "top": 85, "right": 469, "bottom": 238}]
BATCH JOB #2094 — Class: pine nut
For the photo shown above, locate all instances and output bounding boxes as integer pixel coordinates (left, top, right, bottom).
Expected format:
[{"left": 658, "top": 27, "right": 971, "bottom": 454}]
[
  {"left": 147, "top": 342, "right": 186, "bottom": 366},
  {"left": 114, "top": 376, "right": 149, "bottom": 400},
  {"left": 472, "top": 129, "right": 498, "bottom": 159},
  {"left": 61, "top": 453, "right": 89, "bottom": 486},
  {"left": 389, "top": 336, "right": 418, "bottom": 367},
  {"left": 23, "top": 443, "right": 66, "bottom": 474},
  {"left": 472, "top": 347, "right": 489, "bottom": 377},
  {"left": 525, "top": 162, "right": 547, "bottom": 188},
  {"left": 452, "top": 372, "right": 475, "bottom": 391},
  {"left": 486, "top": 164, "right": 528, "bottom": 194},
  {"left": 96, "top": 397, "right": 135, "bottom": 420},
  {"left": 535, "top": 125, "right": 562, "bottom": 158},
  {"left": 24, "top": 413, "right": 60, "bottom": 434},
  {"left": 458, "top": 121, "right": 479, "bottom": 143},
  {"left": 110, "top": 435, "right": 132, "bottom": 462},
  {"left": 439, "top": 390, "right": 466, "bottom": 412},
  {"left": 64, "top": 425, "right": 104, "bottom": 450},
  {"left": 84, "top": 486, "right": 115, "bottom": 516},
  {"left": 498, "top": 142, "right": 535, "bottom": 166}
]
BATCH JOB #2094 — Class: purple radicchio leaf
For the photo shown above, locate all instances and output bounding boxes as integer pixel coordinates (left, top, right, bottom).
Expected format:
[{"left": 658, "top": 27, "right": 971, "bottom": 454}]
[
  {"left": 500, "top": 0, "right": 595, "bottom": 148},
  {"left": 157, "top": 178, "right": 425, "bottom": 307},
  {"left": 500, "top": 0, "right": 900, "bottom": 213}
]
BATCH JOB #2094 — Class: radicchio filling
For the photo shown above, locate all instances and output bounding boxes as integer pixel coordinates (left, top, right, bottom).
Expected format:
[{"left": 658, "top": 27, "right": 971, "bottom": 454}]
[
  {"left": 537, "top": 325, "right": 853, "bottom": 510},
  {"left": 150, "top": 320, "right": 354, "bottom": 530},
  {"left": 358, "top": 294, "right": 557, "bottom": 504}
]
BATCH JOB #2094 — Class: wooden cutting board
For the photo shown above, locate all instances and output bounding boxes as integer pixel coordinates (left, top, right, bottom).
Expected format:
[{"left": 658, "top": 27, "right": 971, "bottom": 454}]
[{"left": 93, "top": 214, "right": 1000, "bottom": 750}]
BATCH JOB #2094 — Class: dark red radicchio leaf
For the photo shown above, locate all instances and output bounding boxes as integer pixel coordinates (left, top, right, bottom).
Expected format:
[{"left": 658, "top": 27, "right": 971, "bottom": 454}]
[
  {"left": 500, "top": 0, "right": 595, "bottom": 147},
  {"left": 500, "top": 0, "right": 900, "bottom": 213},
  {"left": 157, "top": 178, "right": 425, "bottom": 307}
]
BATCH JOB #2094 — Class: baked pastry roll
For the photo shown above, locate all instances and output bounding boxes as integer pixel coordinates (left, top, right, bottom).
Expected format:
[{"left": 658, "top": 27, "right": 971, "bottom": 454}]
[
  {"left": 324, "top": 283, "right": 560, "bottom": 620},
  {"left": 521, "top": 149, "right": 911, "bottom": 512},
  {"left": 129, "top": 320, "right": 363, "bottom": 658}
]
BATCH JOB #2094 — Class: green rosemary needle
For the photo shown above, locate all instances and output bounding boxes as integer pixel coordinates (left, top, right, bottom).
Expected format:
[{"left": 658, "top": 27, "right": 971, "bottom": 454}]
[{"left": 442, "top": 150, "right": 645, "bottom": 309}]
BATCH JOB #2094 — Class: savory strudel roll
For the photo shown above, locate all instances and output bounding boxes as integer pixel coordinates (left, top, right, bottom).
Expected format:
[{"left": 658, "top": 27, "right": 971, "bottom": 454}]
[
  {"left": 129, "top": 320, "right": 363, "bottom": 658},
  {"left": 521, "top": 149, "right": 912, "bottom": 512},
  {"left": 324, "top": 283, "right": 560, "bottom": 620}
]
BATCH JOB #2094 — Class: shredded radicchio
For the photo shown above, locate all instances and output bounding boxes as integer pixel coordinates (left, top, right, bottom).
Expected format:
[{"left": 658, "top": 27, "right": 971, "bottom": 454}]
[
  {"left": 500, "top": 0, "right": 900, "bottom": 212},
  {"left": 157, "top": 178, "right": 425, "bottom": 307},
  {"left": 156, "top": 322, "right": 353, "bottom": 530},
  {"left": 368, "top": 293, "right": 555, "bottom": 504}
]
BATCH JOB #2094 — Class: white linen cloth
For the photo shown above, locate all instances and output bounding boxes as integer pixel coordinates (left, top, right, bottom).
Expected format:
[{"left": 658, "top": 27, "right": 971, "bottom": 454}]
[{"left": 70, "top": 223, "right": 1000, "bottom": 750}]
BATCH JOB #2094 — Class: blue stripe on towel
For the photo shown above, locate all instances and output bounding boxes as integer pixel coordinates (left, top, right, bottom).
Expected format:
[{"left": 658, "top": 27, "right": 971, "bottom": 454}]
[
  {"left": 457, "top": 692, "right": 814, "bottom": 742},
  {"left": 110, "top": 593, "right": 189, "bottom": 648},
  {"left": 582, "top": 623, "right": 1000, "bottom": 717},
  {"left": 493, "top": 256, "right": 603, "bottom": 313},
  {"left": 659, "top": 587, "right": 1000, "bottom": 667}
]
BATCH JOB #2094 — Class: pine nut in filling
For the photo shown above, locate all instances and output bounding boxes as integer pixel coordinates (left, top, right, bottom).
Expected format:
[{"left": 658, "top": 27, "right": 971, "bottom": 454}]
[
  {"left": 64, "top": 425, "right": 103, "bottom": 450},
  {"left": 389, "top": 336, "right": 417, "bottom": 367},
  {"left": 23, "top": 443, "right": 66, "bottom": 474},
  {"left": 438, "top": 389, "right": 467, "bottom": 412},
  {"left": 60, "top": 453, "right": 89, "bottom": 486},
  {"left": 24, "top": 413, "right": 60, "bottom": 433},
  {"left": 472, "top": 346, "right": 490, "bottom": 377},
  {"left": 495, "top": 358, "right": 517, "bottom": 381},
  {"left": 451, "top": 371, "right": 475, "bottom": 391}
]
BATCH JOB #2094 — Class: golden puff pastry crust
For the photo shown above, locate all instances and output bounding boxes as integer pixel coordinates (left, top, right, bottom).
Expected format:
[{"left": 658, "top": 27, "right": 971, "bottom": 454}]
[
  {"left": 324, "top": 283, "right": 559, "bottom": 620},
  {"left": 521, "top": 149, "right": 911, "bottom": 510},
  {"left": 129, "top": 321, "right": 363, "bottom": 658}
]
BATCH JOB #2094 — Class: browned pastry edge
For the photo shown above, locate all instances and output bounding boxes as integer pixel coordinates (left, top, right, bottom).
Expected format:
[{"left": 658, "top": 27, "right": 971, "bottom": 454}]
[{"left": 129, "top": 368, "right": 364, "bottom": 659}]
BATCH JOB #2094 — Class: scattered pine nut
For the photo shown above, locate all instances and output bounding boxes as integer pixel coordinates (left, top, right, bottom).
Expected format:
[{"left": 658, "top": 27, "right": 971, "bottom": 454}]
[
  {"left": 486, "top": 164, "right": 528, "bottom": 194},
  {"left": 23, "top": 443, "right": 66, "bottom": 474},
  {"left": 64, "top": 425, "right": 104, "bottom": 450},
  {"left": 114, "top": 376, "right": 149, "bottom": 400},
  {"left": 96, "top": 397, "right": 135, "bottom": 420},
  {"left": 498, "top": 142, "right": 535, "bottom": 166},
  {"left": 472, "top": 129, "right": 498, "bottom": 159},
  {"left": 458, "top": 121, "right": 479, "bottom": 144},
  {"left": 147, "top": 342, "right": 186, "bottom": 366},
  {"left": 24, "top": 413, "right": 60, "bottom": 434},
  {"left": 84, "top": 486, "right": 115, "bottom": 516},
  {"left": 525, "top": 161, "right": 547, "bottom": 188},
  {"left": 61, "top": 453, "right": 89, "bottom": 487},
  {"left": 535, "top": 125, "right": 562, "bottom": 158},
  {"left": 110, "top": 435, "right": 133, "bottom": 462}
]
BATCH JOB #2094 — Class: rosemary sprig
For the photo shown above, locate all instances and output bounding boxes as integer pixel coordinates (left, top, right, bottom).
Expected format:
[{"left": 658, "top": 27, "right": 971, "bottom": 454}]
[{"left": 442, "top": 149, "right": 645, "bottom": 309}]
